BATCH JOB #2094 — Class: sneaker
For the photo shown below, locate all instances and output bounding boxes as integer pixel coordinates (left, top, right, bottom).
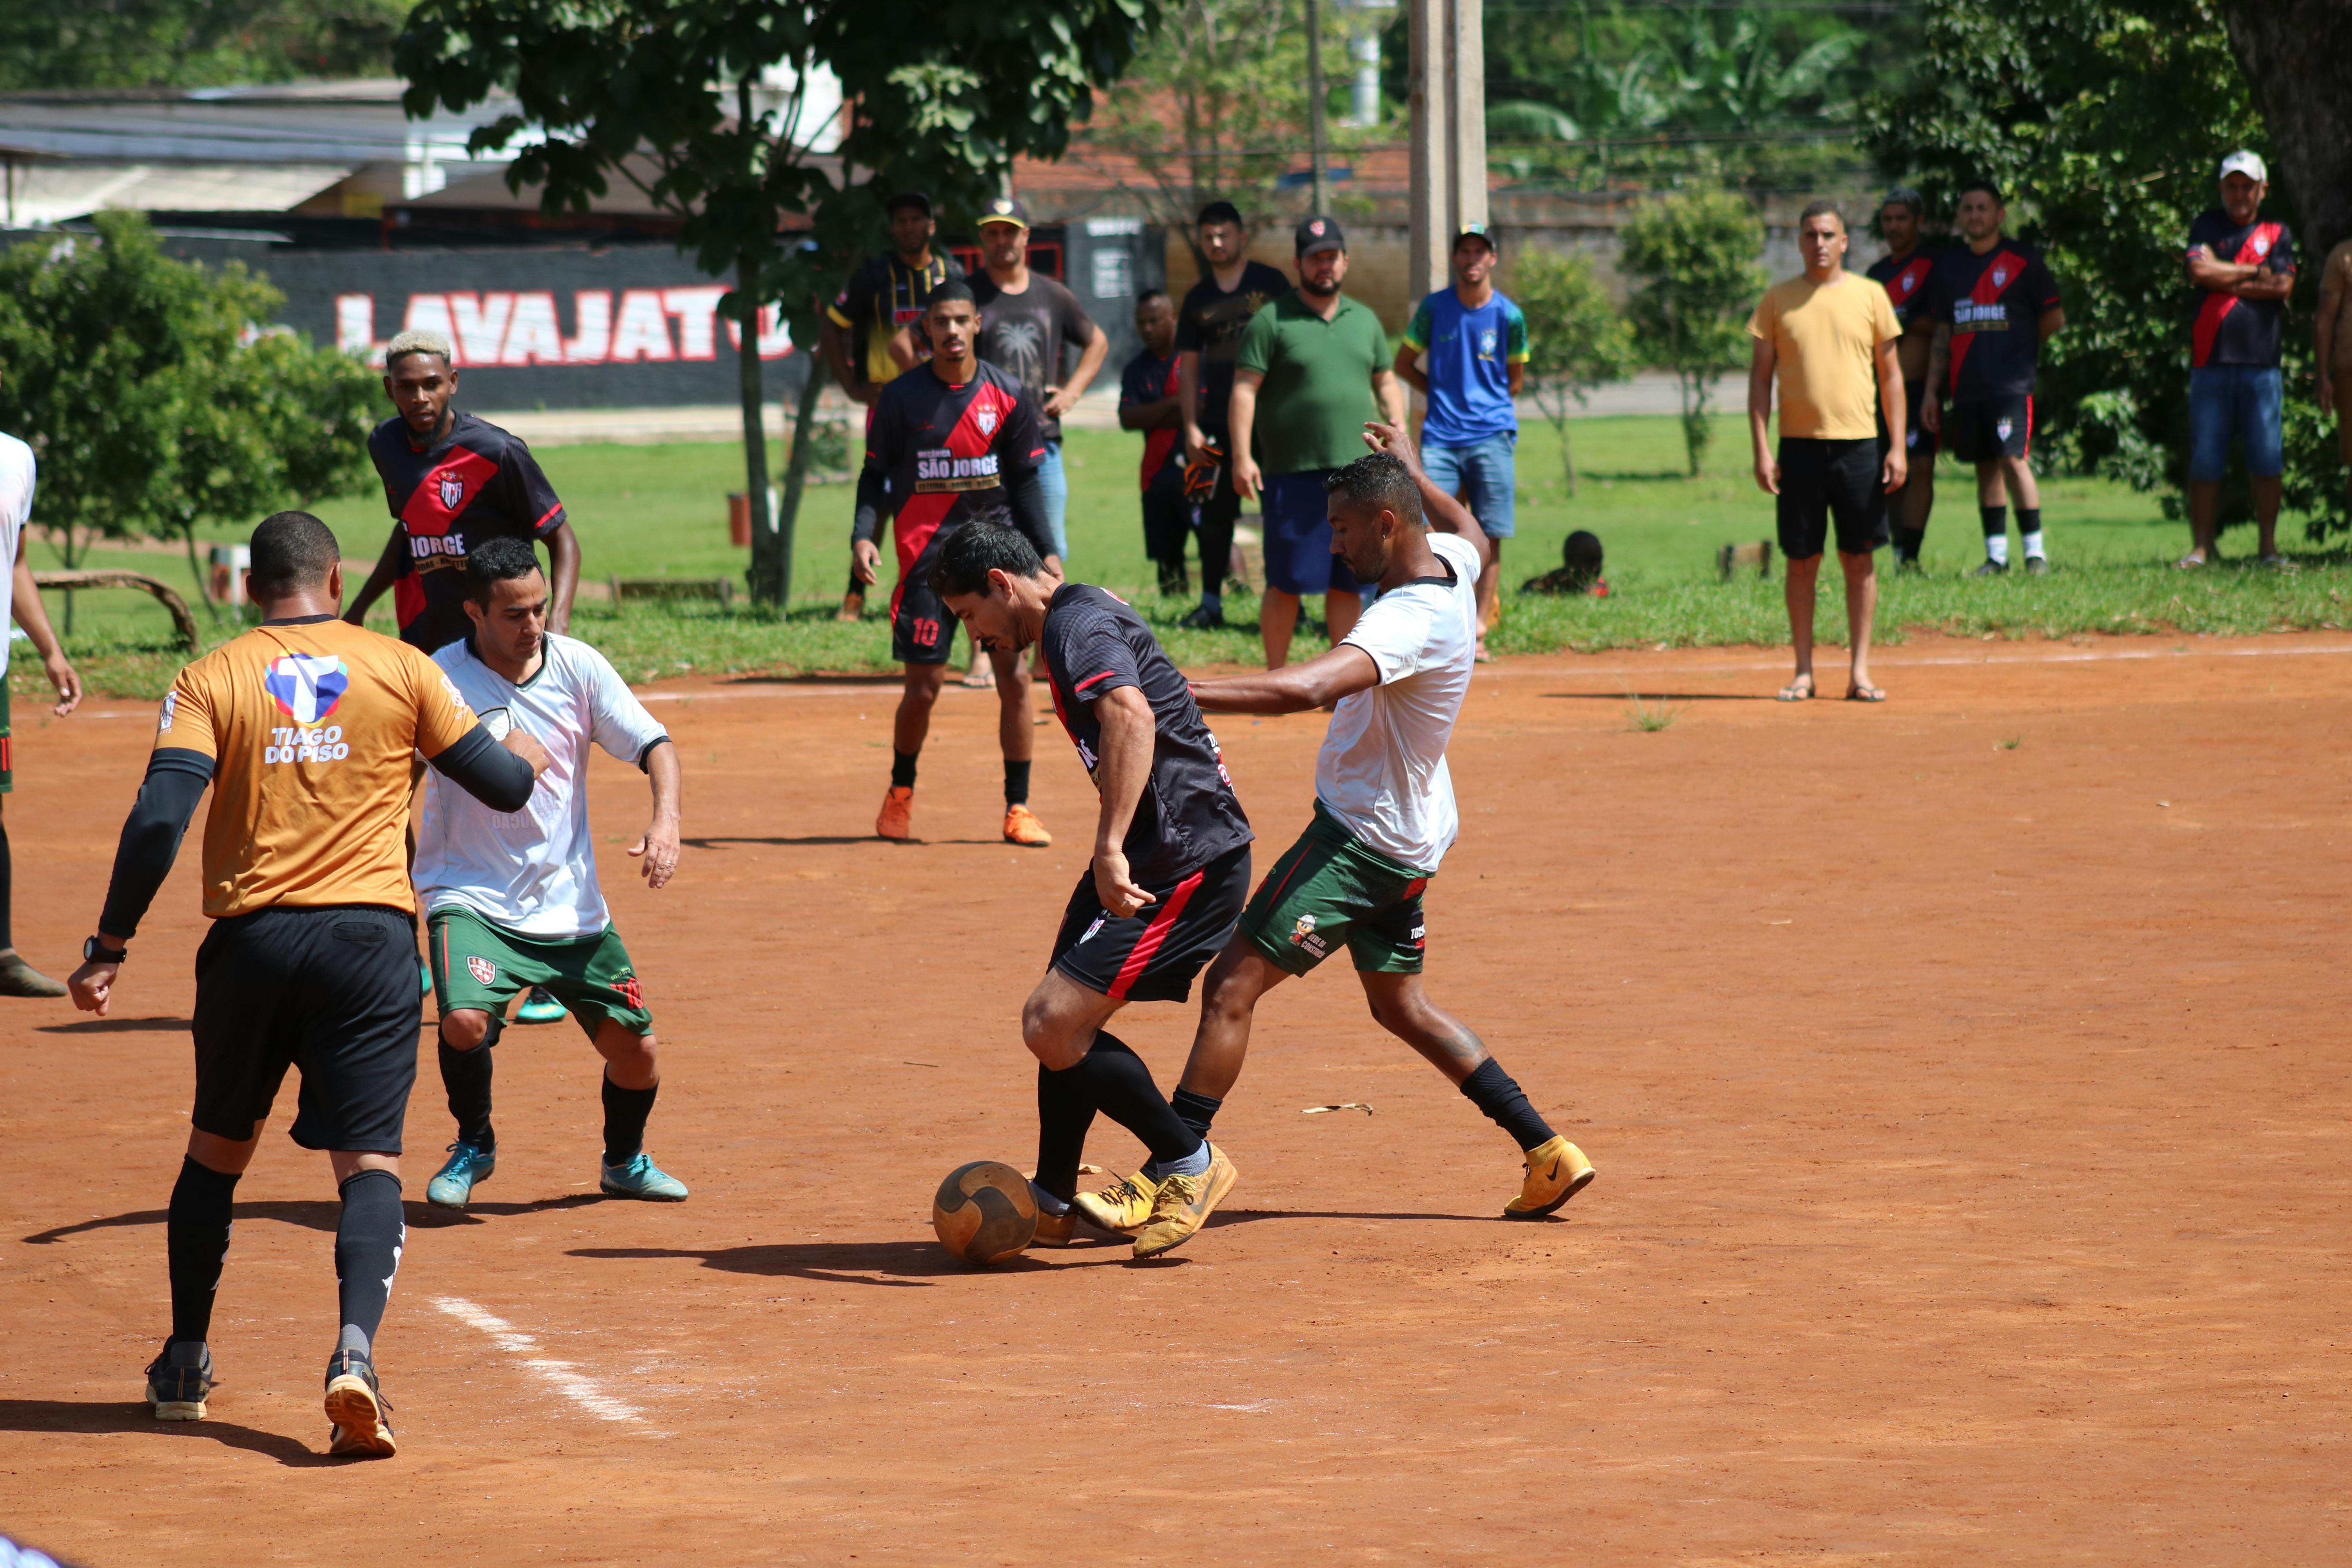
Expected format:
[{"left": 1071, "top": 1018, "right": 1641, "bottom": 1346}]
[
  {"left": 324, "top": 1350, "right": 396, "bottom": 1458},
  {"left": 425, "top": 1140, "right": 496, "bottom": 1210},
  {"left": 1503, "top": 1135, "right": 1596, "bottom": 1220},
  {"left": 515, "top": 985, "right": 567, "bottom": 1025},
  {"left": 0, "top": 954, "right": 68, "bottom": 998},
  {"left": 1177, "top": 604, "right": 1225, "bottom": 630},
  {"left": 2260, "top": 553, "right": 2292, "bottom": 570},
  {"left": 1894, "top": 554, "right": 1924, "bottom": 574},
  {"left": 1003, "top": 803, "right": 1052, "bottom": 848},
  {"left": 2023, "top": 554, "right": 2049, "bottom": 576},
  {"left": 1071, "top": 1171, "right": 1160, "bottom": 1234},
  {"left": 145, "top": 1341, "right": 213, "bottom": 1421},
  {"left": 1028, "top": 1209, "right": 1078, "bottom": 1249},
  {"left": 1971, "top": 559, "right": 2009, "bottom": 577},
  {"left": 876, "top": 784, "right": 914, "bottom": 841},
  {"left": 1132, "top": 1143, "right": 1238, "bottom": 1259},
  {"left": 836, "top": 587, "right": 866, "bottom": 622},
  {"left": 599, "top": 1151, "right": 688, "bottom": 1201}
]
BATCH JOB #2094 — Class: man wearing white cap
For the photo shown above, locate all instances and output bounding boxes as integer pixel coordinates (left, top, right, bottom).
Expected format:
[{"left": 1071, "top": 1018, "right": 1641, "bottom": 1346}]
[{"left": 2178, "top": 150, "right": 2297, "bottom": 568}]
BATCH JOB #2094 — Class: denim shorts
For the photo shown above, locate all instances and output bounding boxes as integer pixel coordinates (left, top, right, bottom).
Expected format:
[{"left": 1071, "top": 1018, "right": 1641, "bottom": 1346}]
[
  {"left": 1035, "top": 439, "right": 1069, "bottom": 559},
  {"left": 1417, "top": 431, "right": 1518, "bottom": 538},
  {"left": 1261, "top": 470, "right": 1360, "bottom": 596},
  {"left": 2188, "top": 364, "right": 2284, "bottom": 481}
]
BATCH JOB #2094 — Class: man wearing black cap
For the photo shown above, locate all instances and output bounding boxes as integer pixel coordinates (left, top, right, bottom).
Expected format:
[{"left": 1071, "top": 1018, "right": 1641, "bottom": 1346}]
[
  {"left": 823, "top": 192, "right": 965, "bottom": 620},
  {"left": 1174, "top": 201, "right": 1292, "bottom": 629},
  {"left": 1230, "top": 216, "right": 1406, "bottom": 668}
]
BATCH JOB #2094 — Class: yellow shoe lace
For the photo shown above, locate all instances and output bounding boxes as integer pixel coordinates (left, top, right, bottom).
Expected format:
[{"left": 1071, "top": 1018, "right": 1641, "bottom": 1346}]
[{"left": 1152, "top": 1170, "right": 1209, "bottom": 1220}]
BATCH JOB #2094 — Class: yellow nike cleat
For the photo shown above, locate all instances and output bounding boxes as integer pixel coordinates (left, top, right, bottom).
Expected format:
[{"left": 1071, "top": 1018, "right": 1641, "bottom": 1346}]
[
  {"left": 1028, "top": 1209, "right": 1077, "bottom": 1249},
  {"left": 1003, "top": 803, "right": 1052, "bottom": 848},
  {"left": 1132, "top": 1143, "right": 1238, "bottom": 1259},
  {"left": 875, "top": 785, "right": 914, "bottom": 841},
  {"left": 1503, "top": 1135, "right": 1595, "bottom": 1219},
  {"left": 1072, "top": 1171, "right": 1159, "bottom": 1234}
]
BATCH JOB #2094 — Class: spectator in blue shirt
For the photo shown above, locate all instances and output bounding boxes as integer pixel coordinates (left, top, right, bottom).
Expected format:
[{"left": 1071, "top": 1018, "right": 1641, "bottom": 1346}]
[{"left": 1396, "top": 224, "right": 1527, "bottom": 660}]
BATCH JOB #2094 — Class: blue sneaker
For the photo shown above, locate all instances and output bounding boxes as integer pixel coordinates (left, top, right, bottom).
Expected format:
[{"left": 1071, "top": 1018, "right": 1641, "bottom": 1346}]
[
  {"left": 426, "top": 1141, "right": 495, "bottom": 1209},
  {"left": 599, "top": 1151, "right": 688, "bottom": 1201},
  {"left": 515, "top": 985, "right": 568, "bottom": 1025}
]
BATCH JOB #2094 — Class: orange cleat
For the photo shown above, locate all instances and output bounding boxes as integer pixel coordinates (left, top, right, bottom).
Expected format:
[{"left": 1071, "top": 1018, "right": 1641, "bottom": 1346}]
[
  {"left": 876, "top": 785, "right": 914, "bottom": 840},
  {"left": 1003, "top": 803, "right": 1052, "bottom": 848},
  {"left": 836, "top": 587, "right": 866, "bottom": 622}
]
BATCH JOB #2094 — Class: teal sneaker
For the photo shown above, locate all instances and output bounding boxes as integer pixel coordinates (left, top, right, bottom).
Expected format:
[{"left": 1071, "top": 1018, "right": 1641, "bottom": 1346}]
[
  {"left": 425, "top": 1141, "right": 495, "bottom": 1209},
  {"left": 419, "top": 960, "right": 432, "bottom": 998},
  {"left": 515, "top": 985, "right": 568, "bottom": 1025},
  {"left": 599, "top": 1151, "right": 688, "bottom": 1201}
]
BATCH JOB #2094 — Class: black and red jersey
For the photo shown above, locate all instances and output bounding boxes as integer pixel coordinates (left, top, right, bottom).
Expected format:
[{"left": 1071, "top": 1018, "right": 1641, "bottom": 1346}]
[
  {"left": 366, "top": 411, "right": 566, "bottom": 653},
  {"left": 861, "top": 361, "right": 1051, "bottom": 569},
  {"left": 2186, "top": 209, "right": 2297, "bottom": 368},
  {"left": 1866, "top": 247, "right": 1939, "bottom": 334},
  {"left": 1929, "top": 241, "right": 2061, "bottom": 401},
  {"left": 1038, "top": 583, "right": 1252, "bottom": 884},
  {"left": 1119, "top": 349, "right": 1186, "bottom": 493}
]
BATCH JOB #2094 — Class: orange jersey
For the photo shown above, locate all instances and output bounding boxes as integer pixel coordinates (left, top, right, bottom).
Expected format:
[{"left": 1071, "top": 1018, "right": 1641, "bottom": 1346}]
[{"left": 154, "top": 616, "right": 479, "bottom": 918}]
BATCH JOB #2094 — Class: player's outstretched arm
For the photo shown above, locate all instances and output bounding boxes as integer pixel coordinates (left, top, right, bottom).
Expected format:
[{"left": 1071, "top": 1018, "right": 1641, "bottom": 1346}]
[
  {"left": 628, "top": 739, "right": 681, "bottom": 889},
  {"left": 1090, "top": 685, "right": 1159, "bottom": 918},
  {"left": 1189, "top": 644, "right": 1381, "bottom": 716},
  {"left": 342, "top": 524, "right": 406, "bottom": 627},
  {"left": 69, "top": 753, "right": 213, "bottom": 1014}
]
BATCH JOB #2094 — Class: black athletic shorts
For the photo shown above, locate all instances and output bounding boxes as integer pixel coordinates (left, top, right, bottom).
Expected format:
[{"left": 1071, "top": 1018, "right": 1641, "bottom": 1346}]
[
  {"left": 1141, "top": 481, "right": 1191, "bottom": 567},
  {"left": 1049, "top": 842, "right": 1251, "bottom": 1004},
  {"left": 1945, "top": 394, "right": 2033, "bottom": 463},
  {"left": 890, "top": 559, "right": 955, "bottom": 664},
  {"left": 190, "top": 903, "right": 421, "bottom": 1153},
  {"left": 1776, "top": 436, "right": 1888, "bottom": 560},
  {"left": 1880, "top": 378, "right": 1938, "bottom": 466}
]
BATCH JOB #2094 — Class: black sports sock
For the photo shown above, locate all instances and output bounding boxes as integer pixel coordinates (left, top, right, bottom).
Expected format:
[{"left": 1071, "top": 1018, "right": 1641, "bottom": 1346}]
[
  {"left": 1034, "top": 1061, "right": 1099, "bottom": 1204},
  {"left": 1004, "top": 759, "right": 1031, "bottom": 807},
  {"left": 1171, "top": 1087, "right": 1223, "bottom": 1141},
  {"left": 890, "top": 750, "right": 918, "bottom": 789},
  {"left": 2017, "top": 506, "right": 2042, "bottom": 544},
  {"left": 1064, "top": 1031, "right": 1200, "bottom": 1167},
  {"left": 166, "top": 1157, "right": 240, "bottom": 1347},
  {"left": 333, "top": 1169, "right": 404, "bottom": 1359},
  {"left": 0, "top": 820, "right": 13, "bottom": 951},
  {"left": 1196, "top": 501, "right": 1233, "bottom": 601},
  {"left": 601, "top": 1075, "right": 659, "bottom": 1167},
  {"left": 1980, "top": 504, "right": 2008, "bottom": 539},
  {"left": 1890, "top": 524, "right": 1924, "bottom": 563},
  {"left": 438, "top": 1026, "right": 496, "bottom": 1150},
  {"left": 846, "top": 570, "right": 865, "bottom": 600},
  {"left": 1458, "top": 1058, "right": 1558, "bottom": 1152}
]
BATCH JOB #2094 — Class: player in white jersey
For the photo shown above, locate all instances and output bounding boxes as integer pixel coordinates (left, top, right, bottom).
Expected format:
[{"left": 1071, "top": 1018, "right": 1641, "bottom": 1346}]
[
  {"left": 0, "top": 419, "right": 85, "bottom": 998},
  {"left": 1175, "top": 425, "right": 1596, "bottom": 1218},
  {"left": 411, "top": 537, "right": 688, "bottom": 1208}
]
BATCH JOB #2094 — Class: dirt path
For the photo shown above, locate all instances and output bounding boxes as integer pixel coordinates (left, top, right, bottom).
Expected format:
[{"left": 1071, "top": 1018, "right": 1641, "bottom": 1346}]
[{"left": 2, "top": 634, "right": 2344, "bottom": 1564}]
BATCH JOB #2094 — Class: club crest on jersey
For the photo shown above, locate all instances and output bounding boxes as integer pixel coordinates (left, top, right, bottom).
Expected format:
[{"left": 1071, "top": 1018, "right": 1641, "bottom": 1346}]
[
  {"left": 2251, "top": 234, "right": 2270, "bottom": 257},
  {"left": 1477, "top": 327, "right": 1498, "bottom": 357},
  {"left": 975, "top": 406, "right": 1000, "bottom": 437},
  {"left": 467, "top": 956, "right": 497, "bottom": 985},
  {"left": 264, "top": 654, "right": 350, "bottom": 724},
  {"left": 1991, "top": 267, "right": 2009, "bottom": 287},
  {"left": 438, "top": 474, "right": 466, "bottom": 511},
  {"left": 1996, "top": 417, "right": 2014, "bottom": 441},
  {"left": 1900, "top": 274, "right": 1916, "bottom": 292}
]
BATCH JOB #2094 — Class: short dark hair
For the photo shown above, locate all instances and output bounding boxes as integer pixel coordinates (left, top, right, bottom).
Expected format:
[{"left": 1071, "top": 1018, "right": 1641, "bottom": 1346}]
[
  {"left": 1562, "top": 529, "right": 1604, "bottom": 588},
  {"left": 248, "top": 511, "right": 341, "bottom": 599},
  {"left": 464, "top": 535, "right": 544, "bottom": 604},
  {"left": 1197, "top": 200, "right": 1244, "bottom": 229},
  {"left": 926, "top": 276, "right": 976, "bottom": 312},
  {"left": 1798, "top": 198, "right": 1845, "bottom": 230},
  {"left": 1958, "top": 178, "right": 2004, "bottom": 205},
  {"left": 1136, "top": 287, "right": 1171, "bottom": 310},
  {"left": 929, "top": 516, "right": 1043, "bottom": 599},
  {"left": 1323, "top": 452, "right": 1423, "bottom": 527},
  {"left": 1881, "top": 185, "right": 1925, "bottom": 217}
]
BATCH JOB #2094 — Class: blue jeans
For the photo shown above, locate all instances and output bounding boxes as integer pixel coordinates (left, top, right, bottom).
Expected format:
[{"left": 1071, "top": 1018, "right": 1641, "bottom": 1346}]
[
  {"left": 2188, "top": 365, "right": 2284, "bottom": 481},
  {"left": 1036, "top": 440, "right": 1069, "bottom": 560},
  {"left": 1417, "top": 430, "right": 1518, "bottom": 538}
]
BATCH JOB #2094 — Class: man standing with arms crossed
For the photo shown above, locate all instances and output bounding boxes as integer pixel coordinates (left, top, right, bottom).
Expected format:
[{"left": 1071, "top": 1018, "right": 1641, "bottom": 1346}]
[
  {"left": 1174, "top": 201, "right": 1292, "bottom": 630},
  {"left": 1230, "top": 217, "right": 1407, "bottom": 668},
  {"left": 1748, "top": 200, "right": 1906, "bottom": 702},
  {"left": 69, "top": 510, "right": 543, "bottom": 1456},
  {"left": 2178, "top": 151, "right": 2297, "bottom": 568},
  {"left": 1864, "top": 187, "right": 1942, "bottom": 569}
]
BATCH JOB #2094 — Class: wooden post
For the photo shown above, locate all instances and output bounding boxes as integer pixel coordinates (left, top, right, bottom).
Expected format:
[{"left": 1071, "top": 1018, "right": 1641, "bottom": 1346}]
[
  {"left": 1307, "top": 0, "right": 1330, "bottom": 217},
  {"left": 1409, "top": 0, "right": 1488, "bottom": 299}
]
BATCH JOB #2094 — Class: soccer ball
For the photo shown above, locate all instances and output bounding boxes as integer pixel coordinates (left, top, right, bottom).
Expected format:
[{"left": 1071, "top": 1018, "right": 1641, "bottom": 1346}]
[{"left": 931, "top": 1160, "right": 1038, "bottom": 1267}]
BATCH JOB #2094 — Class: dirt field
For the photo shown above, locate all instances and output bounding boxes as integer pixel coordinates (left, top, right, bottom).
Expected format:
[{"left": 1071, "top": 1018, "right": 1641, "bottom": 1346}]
[{"left": 2, "top": 633, "right": 2345, "bottom": 1564}]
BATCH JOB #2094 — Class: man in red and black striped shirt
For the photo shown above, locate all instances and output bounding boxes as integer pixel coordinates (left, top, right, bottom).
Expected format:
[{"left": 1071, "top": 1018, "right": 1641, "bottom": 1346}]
[
  {"left": 2179, "top": 150, "right": 2297, "bottom": 568},
  {"left": 1865, "top": 187, "right": 1943, "bottom": 568}
]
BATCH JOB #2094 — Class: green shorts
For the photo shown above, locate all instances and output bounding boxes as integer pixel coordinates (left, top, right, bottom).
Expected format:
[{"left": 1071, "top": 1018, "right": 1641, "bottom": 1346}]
[
  {"left": 427, "top": 906, "right": 653, "bottom": 1041},
  {"left": 1239, "top": 801, "right": 1431, "bottom": 976}
]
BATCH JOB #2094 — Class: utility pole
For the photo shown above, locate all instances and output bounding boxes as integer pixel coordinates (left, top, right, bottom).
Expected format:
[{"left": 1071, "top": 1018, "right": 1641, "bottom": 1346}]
[
  {"left": 1307, "top": 0, "right": 1330, "bottom": 217},
  {"left": 1408, "top": 0, "right": 1487, "bottom": 298}
]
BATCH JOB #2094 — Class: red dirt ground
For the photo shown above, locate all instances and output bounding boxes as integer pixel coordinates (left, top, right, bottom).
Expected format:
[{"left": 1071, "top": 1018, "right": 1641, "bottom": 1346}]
[{"left": 1, "top": 633, "right": 2345, "bottom": 1565}]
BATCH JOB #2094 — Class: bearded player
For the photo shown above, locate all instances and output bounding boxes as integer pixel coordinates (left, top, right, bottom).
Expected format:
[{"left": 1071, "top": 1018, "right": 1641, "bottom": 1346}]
[
  {"left": 413, "top": 537, "right": 687, "bottom": 1209},
  {"left": 853, "top": 277, "right": 1059, "bottom": 847},
  {"left": 935, "top": 523, "right": 1252, "bottom": 1259},
  {"left": 1177, "top": 426, "right": 1595, "bottom": 1219}
]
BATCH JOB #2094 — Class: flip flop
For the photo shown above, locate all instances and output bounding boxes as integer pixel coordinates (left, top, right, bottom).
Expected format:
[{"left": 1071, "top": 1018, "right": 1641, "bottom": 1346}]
[
  {"left": 1777, "top": 676, "right": 1815, "bottom": 702},
  {"left": 1845, "top": 683, "right": 1886, "bottom": 703},
  {"left": 2173, "top": 554, "right": 2207, "bottom": 570}
]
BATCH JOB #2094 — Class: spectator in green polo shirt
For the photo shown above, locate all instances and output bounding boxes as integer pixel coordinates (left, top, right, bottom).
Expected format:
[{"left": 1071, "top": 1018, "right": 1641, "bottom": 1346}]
[{"left": 1230, "top": 216, "right": 1408, "bottom": 668}]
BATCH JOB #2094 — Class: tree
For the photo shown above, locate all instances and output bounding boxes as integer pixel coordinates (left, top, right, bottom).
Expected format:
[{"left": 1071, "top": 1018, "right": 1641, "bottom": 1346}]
[
  {"left": 398, "top": 0, "right": 1164, "bottom": 606},
  {"left": 1506, "top": 248, "right": 1635, "bottom": 494},
  {"left": 2214, "top": 0, "right": 2352, "bottom": 267},
  {"left": 0, "top": 212, "right": 377, "bottom": 622},
  {"left": 0, "top": 0, "right": 408, "bottom": 89},
  {"left": 1619, "top": 191, "right": 1764, "bottom": 476}
]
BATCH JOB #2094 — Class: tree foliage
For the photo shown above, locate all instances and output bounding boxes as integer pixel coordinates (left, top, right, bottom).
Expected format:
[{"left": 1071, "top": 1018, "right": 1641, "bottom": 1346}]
[
  {"left": 0, "top": 212, "right": 377, "bottom": 610},
  {"left": 0, "top": 0, "right": 408, "bottom": 89},
  {"left": 1507, "top": 249, "right": 1637, "bottom": 493},
  {"left": 1619, "top": 190, "right": 1764, "bottom": 475}
]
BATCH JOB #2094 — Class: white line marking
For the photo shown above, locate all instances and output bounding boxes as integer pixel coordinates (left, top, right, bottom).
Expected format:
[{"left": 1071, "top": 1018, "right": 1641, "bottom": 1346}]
[{"left": 433, "top": 1296, "right": 646, "bottom": 1423}]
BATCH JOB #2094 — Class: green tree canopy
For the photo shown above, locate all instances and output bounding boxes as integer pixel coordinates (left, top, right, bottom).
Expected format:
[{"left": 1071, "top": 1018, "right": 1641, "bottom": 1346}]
[
  {"left": 1620, "top": 189, "right": 1764, "bottom": 475},
  {"left": 0, "top": 0, "right": 407, "bottom": 89},
  {"left": 1507, "top": 248, "right": 1637, "bottom": 493}
]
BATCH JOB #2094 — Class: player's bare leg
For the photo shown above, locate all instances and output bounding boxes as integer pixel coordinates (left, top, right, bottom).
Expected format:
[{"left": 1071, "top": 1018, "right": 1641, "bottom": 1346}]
[
  {"left": 427, "top": 1005, "right": 501, "bottom": 1209},
  {"left": 0, "top": 798, "right": 66, "bottom": 995},
  {"left": 592, "top": 1018, "right": 684, "bottom": 1200},
  {"left": 1260, "top": 587, "right": 1301, "bottom": 668},
  {"left": 993, "top": 642, "right": 1050, "bottom": 846},
  {"left": 1839, "top": 549, "right": 1880, "bottom": 701},
  {"left": 878, "top": 662, "right": 949, "bottom": 839},
  {"left": 1176, "top": 938, "right": 1293, "bottom": 1101},
  {"left": 1323, "top": 586, "right": 1361, "bottom": 648}
]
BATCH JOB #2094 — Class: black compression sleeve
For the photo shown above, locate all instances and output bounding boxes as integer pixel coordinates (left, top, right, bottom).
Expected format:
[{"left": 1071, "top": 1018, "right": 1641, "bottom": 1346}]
[
  {"left": 97, "top": 752, "right": 213, "bottom": 940},
  {"left": 852, "top": 465, "right": 886, "bottom": 544},
  {"left": 1005, "top": 465, "right": 1053, "bottom": 559},
  {"left": 427, "top": 722, "right": 537, "bottom": 813}
]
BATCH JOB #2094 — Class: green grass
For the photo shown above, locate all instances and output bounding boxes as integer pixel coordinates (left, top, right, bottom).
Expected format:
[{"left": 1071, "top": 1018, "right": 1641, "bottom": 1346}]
[{"left": 18, "top": 412, "right": 2352, "bottom": 701}]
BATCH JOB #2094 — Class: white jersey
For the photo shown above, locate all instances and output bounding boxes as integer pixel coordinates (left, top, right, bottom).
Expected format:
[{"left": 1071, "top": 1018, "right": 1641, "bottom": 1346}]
[
  {"left": 1316, "top": 528, "right": 1481, "bottom": 873},
  {"left": 414, "top": 632, "right": 669, "bottom": 940},
  {"left": 0, "top": 433, "right": 34, "bottom": 677}
]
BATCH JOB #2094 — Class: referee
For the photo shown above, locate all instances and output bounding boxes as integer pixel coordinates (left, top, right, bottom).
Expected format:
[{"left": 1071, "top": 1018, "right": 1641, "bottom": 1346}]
[{"left": 69, "top": 511, "right": 544, "bottom": 1457}]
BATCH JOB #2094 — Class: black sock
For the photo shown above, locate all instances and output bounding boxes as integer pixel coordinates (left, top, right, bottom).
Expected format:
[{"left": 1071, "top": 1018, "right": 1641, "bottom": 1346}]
[
  {"left": 1004, "top": 759, "right": 1031, "bottom": 807},
  {"left": 0, "top": 820, "right": 12, "bottom": 951},
  {"left": 438, "top": 1024, "right": 496, "bottom": 1150},
  {"left": 1980, "top": 504, "right": 2007, "bottom": 539},
  {"left": 891, "top": 750, "right": 918, "bottom": 789},
  {"left": 333, "top": 1169, "right": 404, "bottom": 1360},
  {"left": 2017, "top": 506, "right": 2042, "bottom": 549},
  {"left": 1890, "top": 524, "right": 1924, "bottom": 562},
  {"left": 1034, "top": 1061, "right": 1099, "bottom": 1203},
  {"left": 166, "top": 1157, "right": 240, "bottom": 1347},
  {"left": 1171, "top": 1087, "right": 1223, "bottom": 1141},
  {"left": 601, "top": 1075, "right": 659, "bottom": 1166},
  {"left": 1063, "top": 1031, "right": 1200, "bottom": 1167},
  {"left": 847, "top": 571, "right": 865, "bottom": 599},
  {"left": 1458, "top": 1058, "right": 1558, "bottom": 1152}
]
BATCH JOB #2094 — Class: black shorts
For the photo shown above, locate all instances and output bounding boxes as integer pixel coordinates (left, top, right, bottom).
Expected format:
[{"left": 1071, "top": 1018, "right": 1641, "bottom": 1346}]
[
  {"left": 1945, "top": 394, "right": 2033, "bottom": 463},
  {"left": 1141, "top": 481, "right": 1191, "bottom": 565},
  {"left": 1049, "top": 843, "right": 1252, "bottom": 1004},
  {"left": 1776, "top": 437, "right": 1888, "bottom": 560},
  {"left": 892, "top": 514, "right": 1016, "bottom": 664},
  {"left": 190, "top": 904, "right": 421, "bottom": 1153},
  {"left": 1881, "top": 379, "right": 1938, "bottom": 466}
]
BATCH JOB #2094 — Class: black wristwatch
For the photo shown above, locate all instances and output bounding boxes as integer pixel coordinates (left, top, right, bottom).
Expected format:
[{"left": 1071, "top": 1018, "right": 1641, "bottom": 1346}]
[{"left": 84, "top": 935, "right": 128, "bottom": 964}]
